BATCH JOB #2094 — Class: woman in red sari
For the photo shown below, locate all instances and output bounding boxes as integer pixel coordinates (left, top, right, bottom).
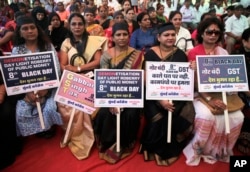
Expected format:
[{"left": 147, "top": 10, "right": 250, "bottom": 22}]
[{"left": 183, "top": 17, "right": 244, "bottom": 166}]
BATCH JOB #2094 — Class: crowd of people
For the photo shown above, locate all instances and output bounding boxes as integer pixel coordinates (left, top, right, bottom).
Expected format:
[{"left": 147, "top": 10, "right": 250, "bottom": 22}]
[{"left": 1, "top": 0, "right": 250, "bottom": 170}]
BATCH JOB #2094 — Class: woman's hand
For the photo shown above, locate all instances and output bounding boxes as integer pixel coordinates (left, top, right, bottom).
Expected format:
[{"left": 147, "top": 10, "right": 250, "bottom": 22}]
[
  {"left": 207, "top": 98, "right": 227, "bottom": 111},
  {"left": 158, "top": 100, "right": 175, "bottom": 112},
  {"left": 24, "top": 90, "right": 49, "bottom": 105},
  {"left": 189, "top": 60, "right": 196, "bottom": 70},
  {"left": 48, "top": 25, "right": 53, "bottom": 35},
  {"left": 109, "top": 107, "right": 124, "bottom": 115},
  {"left": 64, "top": 64, "right": 78, "bottom": 73}
]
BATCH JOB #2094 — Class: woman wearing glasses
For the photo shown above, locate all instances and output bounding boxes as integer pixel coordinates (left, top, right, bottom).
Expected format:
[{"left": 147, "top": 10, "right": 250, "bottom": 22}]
[
  {"left": 183, "top": 17, "right": 244, "bottom": 166},
  {"left": 58, "top": 13, "right": 107, "bottom": 160}
]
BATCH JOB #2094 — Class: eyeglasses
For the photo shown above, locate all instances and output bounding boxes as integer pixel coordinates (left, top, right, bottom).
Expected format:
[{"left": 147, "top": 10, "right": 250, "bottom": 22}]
[{"left": 205, "top": 30, "right": 221, "bottom": 36}]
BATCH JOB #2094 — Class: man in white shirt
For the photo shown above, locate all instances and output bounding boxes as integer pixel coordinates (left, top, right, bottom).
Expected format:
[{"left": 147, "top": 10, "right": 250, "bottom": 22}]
[
  {"left": 198, "top": 0, "right": 209, "bottom": 14},
  {"left": 225, "top": 4, "right": 249, "bottom": 54},
  {"left": 192, "top": 1, "right": 202, "bottom": 25},
  {"left": 163, "top": 0, "right": 177, "bottom": 18},
  {"left": 214, "top": 0, "right": 224, "bottom": 16},
  {"left": 180, "top": 0, "right": 196, "bottom": 31}
]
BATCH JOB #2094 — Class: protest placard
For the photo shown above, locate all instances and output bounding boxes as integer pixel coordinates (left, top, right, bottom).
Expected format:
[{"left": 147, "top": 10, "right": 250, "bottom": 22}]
[
  {"left": 196, "top": 55, "right": 249, "bottom": 92},
  {"left": 145, "top": 61, "right": 194, "bottom": 142},
  {"left": 95, "top": 69, "right": 143, "bottom": 152},
  {"left": 94, "top": 69, "right": 144, "bottom": 108},
  {"left": 146, "top": 61, "right": 194, "bottom": 101},
  {"left": 0, "top": 51, "right": 59, "bottom": 95},
  {"left": 196, "top": 55, "right": 249, "bottom": 134},
  {"left": 54, "top": 70, "right": 95, "bottom": 114},
  {"left": 54, "top": 70, "right": 95, "bottom": 144}
]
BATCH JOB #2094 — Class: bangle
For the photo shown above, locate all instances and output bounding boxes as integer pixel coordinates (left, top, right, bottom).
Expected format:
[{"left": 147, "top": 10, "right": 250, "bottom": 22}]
[
  {"left": 77, "top": 66, "right": 81, "bottom": 72},
  {"left": 205, "top": 96, "right": 212, "bottom": 102}
]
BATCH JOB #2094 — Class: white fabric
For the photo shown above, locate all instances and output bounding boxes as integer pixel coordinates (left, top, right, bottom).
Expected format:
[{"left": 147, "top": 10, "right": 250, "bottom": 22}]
[
  {"left": 183, "top": 99, "right": 244, "bottom": 166},
  {"left": 164, "top": 4, "right": 177, "bottom": 18},
  {"left": 192, "top": 7, "right": 202, "bottom": 24},
  {"left": 180, "top": 5, "right": 195, "bottom": 23},
  {"left": 176, "top": 26, "right": 193, "bottom": 51},
  {"left": 240, "top": 0, "right": 250, "bottom": 8},
  {"left": 225, "top": 14, "right": 249, "bottom": 37}
]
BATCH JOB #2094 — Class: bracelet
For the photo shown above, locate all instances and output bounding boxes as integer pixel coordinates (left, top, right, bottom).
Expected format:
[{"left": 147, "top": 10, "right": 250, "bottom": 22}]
[
  {"left": 205, "top": 96, "right": 212, "bottom": 102},
  {"left": 77, "top": 66, "right": 81, "bottom": 72}
]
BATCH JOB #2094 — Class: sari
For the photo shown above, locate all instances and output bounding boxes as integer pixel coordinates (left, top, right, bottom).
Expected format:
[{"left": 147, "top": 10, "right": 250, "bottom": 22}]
[
  {"left": 139, "top": 47, "right": 195, "bottom": 166},
  {"left": 86, "top": 24, "right": 105, "bottom": 36},
  {"left": 94, "top": 47, "right": 143, "bottom": 164},
  {"left": 58, "top": 36, "right": 107, "bottom": 160},
  {"left": 183, "top": 44, "right": 244, "bottom": 165}
]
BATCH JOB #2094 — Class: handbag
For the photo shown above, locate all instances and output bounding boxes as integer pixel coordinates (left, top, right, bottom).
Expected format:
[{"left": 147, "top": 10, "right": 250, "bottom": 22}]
[{"left": 70, "top": 53, "right": 86, "bottom": 67}]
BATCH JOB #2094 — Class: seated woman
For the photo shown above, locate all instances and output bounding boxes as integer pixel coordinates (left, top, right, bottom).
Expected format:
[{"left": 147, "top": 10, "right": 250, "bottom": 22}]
[
  {"left": 96, "top": 5, "right": 112, "bottom": 30},
  {"left": 130, "top": 12, "right": 156, "bottom": 53},
  {"left": 236, "top": 27, "right": 250, "bottom": 155},
  {"left": 169, "top": 11, "right": 193, "bottom": 54},
  {"left": 125, "top": 8, "right": 139, "bottom": 36},
  {"left": 120, "top": 0, "right": 132, "bottom": 17},
  {"left": 84, "top": 8, "right": 105, "bottom": 36},
  {"left": 31, "top": 6, "right": 48, "bottom": 31},
  {"left": 105, "top": 11, "right": 125, "bottom": 48},
  {"left": 94, "top": 22, "right": 143, "bottom": 164},
  {"left": 58, "top": 13, "right": 107, "bottom": 160},
  {"left": 183, "top": 17, "right": 244, "bottom": 166},
  {"left": 156, "top": 3, "right": 167, "bottom": 23},
  {"left": 139, "top": 22, "right": 195, "bottom": 166},
  {"left": 13, "top": 16, "right": 63, "bottom": 137},
  {"left": 46, "top": 12, "right": 69, "bottom": 52}
]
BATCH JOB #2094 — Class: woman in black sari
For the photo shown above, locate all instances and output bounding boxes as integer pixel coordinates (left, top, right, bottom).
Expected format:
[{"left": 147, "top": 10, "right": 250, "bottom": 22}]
[
  {"left": 139, "top": 22, "right": 195, "bottom": 166},
  {"left": 94, "top": 22, "right": 143, "bottom": 164}
]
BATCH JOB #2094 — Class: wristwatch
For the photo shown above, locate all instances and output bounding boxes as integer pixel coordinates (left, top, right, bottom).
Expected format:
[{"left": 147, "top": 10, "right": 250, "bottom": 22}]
[
  {"left": 205, "top": 96, "right": 212, "bottom": 102},
  {"left": 77, "top": 66, "right": 81, "bottom": 72}
]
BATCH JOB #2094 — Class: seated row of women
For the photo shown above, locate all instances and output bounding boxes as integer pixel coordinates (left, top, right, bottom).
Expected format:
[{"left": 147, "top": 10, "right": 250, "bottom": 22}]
[{"left": 0, "top": 13, "right": 249, "bottom": 170}]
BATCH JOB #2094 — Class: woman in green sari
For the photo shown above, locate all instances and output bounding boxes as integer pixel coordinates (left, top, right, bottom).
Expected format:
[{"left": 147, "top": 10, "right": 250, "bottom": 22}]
[{"left": 94, "top": 22, "right": 143, "bottom": 164}]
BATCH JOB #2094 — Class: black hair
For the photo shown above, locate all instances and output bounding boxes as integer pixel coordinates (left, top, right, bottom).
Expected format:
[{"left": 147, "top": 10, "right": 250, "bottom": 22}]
[
  {"left": 125, "top": 7, "right": 134, "bottom": 14},
  {"left": 13, "top": 16, "right": 51, "bottom": 52},
  {"left": 48, "top": 12, "right": 61, "bottom": 24},
  {"left": 242, "top": 28, "right": 250, "bottom": 41},
  {"left": 18, "top": 2, "right": 26, "bottom": 8},
  {"left": 200, "top": 12, "right": 212, "bottom": 22},
  {"left": 197, "top": 17, "right": 224, "bottom": 44},
  {"left": 169, "top": 10, "right": 182, "bottom": 21},
  {"left": 31, "top": 6, "right": 48, "bottom": 30},
  {"left": 137, "top": 11, "right": 148, "bottom": 23},
  {"left": 154, "top": 22, "right": 176, "bottom": 45},
  {"left": 121, "top": 0, "right": 131, "bottom": 6},
  {"left": 112, "top": 22, "right": 129, "bottom": 36}
]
